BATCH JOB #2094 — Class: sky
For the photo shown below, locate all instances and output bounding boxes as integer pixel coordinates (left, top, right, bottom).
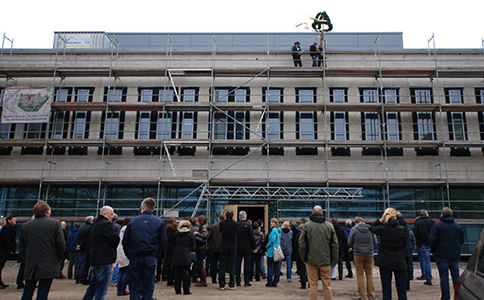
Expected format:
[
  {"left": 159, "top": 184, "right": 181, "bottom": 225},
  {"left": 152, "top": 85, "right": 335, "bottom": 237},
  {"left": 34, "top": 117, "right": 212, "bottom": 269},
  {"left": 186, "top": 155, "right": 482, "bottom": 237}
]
[{"left": 0, "top": 0, "right": 482, "bottom": 49}]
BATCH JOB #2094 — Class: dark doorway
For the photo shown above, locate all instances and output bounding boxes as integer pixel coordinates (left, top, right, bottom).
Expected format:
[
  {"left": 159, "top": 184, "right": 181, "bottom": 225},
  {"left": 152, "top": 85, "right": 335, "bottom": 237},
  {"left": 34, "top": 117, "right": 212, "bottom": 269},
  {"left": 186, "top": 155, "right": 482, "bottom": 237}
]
[{"left": 237, "top": 206, "right": 265, "bottom": 226}]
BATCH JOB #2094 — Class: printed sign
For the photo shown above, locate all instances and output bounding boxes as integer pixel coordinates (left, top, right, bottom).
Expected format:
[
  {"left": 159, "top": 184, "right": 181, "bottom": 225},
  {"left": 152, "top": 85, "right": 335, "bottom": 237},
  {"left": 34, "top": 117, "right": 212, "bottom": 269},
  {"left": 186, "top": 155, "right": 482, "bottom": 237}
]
[
  {"left": 65, "top": 34, "right": 91, "bottom": 48},
  {"left": 1, "top": 87, "right": 52, "bottom": 123}
]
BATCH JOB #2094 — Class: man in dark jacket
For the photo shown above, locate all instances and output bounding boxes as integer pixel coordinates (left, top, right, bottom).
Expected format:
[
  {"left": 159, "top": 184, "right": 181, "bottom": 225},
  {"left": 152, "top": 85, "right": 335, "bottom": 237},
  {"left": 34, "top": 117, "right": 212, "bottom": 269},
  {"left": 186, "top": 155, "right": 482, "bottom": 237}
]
[
  {"left": 291, "top": 41, "right": 302, "bottom": 67},
  {"left": 20, "top": 201, "right": 65, "bottom": 300},
  {"left": 207, "top": 213, "right": 224, "bottom": 284},
  {"left": 331, "top": 217, "right": 349, "bottom": 280},
  {"left": 309, "top": 41, "right": 320, "bottom": 67},
  {"left": 413, "top": 209, "right": 435, "bottom": 285},
  {"left": 236, "top": 210, "right": 256, "bottom": 287},
  {"left": 0, "top": 214, "right": 16, "bottom": 288},
  {"left": 82, "top": 206, "right": 119, "bottom": 300},
  {"left": 429, "top": 207, "right": 464, "bottom": 300},
  {"left": 68, "top": 223, "right": 81, "bottom": 280},
  {"left": 76, "top": 215, "right": 94, "bottom": 284},
  {"left": 218, "top": 209, "right": 238, "bottom": 290},
  {"left": 122, "top": 197, "right": 167, "bottom": 300}
]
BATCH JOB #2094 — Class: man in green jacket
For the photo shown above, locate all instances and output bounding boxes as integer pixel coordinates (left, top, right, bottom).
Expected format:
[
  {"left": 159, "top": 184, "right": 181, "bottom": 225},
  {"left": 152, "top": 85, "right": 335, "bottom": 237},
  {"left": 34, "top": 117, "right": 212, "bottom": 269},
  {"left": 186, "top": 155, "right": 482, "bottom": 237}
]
[{"left": 299, "top": 205, "right": 339, "bottom": 300}]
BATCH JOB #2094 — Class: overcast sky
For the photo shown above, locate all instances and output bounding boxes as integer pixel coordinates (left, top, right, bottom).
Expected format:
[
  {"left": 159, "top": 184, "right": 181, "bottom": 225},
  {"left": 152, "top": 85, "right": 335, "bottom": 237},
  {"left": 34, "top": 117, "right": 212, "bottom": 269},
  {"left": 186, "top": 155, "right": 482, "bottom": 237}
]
[{"left": 1, "top": 0, "right": 482, "bottom": 49}]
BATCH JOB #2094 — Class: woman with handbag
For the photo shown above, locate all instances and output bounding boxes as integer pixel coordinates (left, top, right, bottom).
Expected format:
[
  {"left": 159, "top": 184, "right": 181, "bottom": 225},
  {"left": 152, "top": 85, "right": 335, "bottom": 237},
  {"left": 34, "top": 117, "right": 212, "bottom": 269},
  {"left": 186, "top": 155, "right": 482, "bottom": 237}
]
[{"left": 265, "top": 218, "right": 282, "bottom": 287}]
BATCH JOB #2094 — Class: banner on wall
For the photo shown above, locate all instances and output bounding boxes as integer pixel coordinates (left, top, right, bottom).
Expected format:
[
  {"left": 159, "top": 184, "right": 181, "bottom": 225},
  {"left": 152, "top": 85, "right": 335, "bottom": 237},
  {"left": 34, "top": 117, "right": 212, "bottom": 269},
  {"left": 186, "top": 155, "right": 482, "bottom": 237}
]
[
  {"left": 1, "top": 87, "right": 53, "bottom": 123},
  {"left": 65, "top": 34, "right": 91, "bottom": 48}
]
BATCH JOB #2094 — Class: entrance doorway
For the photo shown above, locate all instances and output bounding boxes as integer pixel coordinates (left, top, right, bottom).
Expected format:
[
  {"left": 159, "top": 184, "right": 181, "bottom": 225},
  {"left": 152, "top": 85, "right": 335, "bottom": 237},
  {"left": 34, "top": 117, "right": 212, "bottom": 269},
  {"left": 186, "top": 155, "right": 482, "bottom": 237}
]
[{"left": 222, "top": 204, "right": 268, "bottom": 232}]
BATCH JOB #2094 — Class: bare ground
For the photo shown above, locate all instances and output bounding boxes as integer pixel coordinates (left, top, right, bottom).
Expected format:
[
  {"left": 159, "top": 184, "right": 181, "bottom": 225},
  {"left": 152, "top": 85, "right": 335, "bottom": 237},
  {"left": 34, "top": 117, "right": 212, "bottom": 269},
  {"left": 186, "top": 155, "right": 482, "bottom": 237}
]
[{"left": 1, "top": 261, "right": 463, "bottom": 300}]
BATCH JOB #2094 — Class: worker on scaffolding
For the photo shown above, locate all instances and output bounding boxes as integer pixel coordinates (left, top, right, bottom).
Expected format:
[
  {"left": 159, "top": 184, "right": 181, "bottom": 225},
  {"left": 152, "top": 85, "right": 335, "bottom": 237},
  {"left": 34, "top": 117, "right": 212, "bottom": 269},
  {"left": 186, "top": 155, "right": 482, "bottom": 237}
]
[{"left": 291, "top": 41, "right": 303, "bottom": 67}]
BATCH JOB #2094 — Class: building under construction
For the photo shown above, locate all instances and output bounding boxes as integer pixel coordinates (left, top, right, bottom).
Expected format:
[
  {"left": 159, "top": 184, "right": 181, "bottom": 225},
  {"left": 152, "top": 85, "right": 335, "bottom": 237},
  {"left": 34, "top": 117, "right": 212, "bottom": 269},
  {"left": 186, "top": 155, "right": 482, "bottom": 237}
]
[{"left": 1, "top": 31, "right": 483, "bottom": 253}]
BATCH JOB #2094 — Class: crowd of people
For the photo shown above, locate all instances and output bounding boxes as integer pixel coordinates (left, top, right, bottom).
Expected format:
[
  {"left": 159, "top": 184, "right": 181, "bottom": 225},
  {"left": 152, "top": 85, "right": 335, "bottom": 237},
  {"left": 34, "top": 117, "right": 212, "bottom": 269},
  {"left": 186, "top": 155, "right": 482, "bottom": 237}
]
[{"left": 0, "top": 201, "right": 464, "bottom": 300}]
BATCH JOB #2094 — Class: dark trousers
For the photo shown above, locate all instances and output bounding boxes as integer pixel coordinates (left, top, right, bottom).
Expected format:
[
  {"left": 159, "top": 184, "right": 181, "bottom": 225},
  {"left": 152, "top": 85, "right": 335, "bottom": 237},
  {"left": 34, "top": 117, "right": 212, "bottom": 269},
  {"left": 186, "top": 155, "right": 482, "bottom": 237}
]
[
  {"left": 380, "top": 268, "right": 407, "bottom": 300},
  {"left": 173, "top": 265, "right": 191, "bottom": 294},
  {"left": 68, "top": 252, "right": 79, "bottom": 280},
  {"left": 21, "top": 278, "right": 53, "bottom": 300},
  {"left": 405, "top": 256, "right": 414, "bottom": 290},
  {"left": 296, "top": 258, "right": 307, "bottom": 288},
  {"left": 293, "top": 56, "right": 302, "bottom": 67},
  {"left": 16, "top": 262, "right": 25, "bottom": 286},
  {"left": 250, "top": 252, "right": 262, "bottom": 280},
  {"left": 344, "top": 251, "right": 353, "bottom": 277},
  {"left": 0, "top": 252, "right": 8, "bottom": 284},
  {"left": 236, "top": 252, "right": 252, "bottom": 286},
  {"left": 219, "top": 247, "right": 236, "bottom": 288},
  {"left": 337, "top": 254, "right": 344, "bottom": 279},
  {"left": 77, "top": 253, "right": 90, "bottom": 284},
  {"left": 210, "top": 252, "right": 220, "bottom": 283}
]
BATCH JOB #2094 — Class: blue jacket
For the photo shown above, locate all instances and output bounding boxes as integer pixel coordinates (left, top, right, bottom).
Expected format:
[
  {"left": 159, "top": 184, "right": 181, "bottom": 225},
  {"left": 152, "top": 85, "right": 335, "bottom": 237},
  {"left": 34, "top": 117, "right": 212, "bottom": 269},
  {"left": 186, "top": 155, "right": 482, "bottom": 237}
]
[
  {"left": 122, "top": 210, "right": 167, "bottom": 259},
  {"left": 266, "top": 226, "right": 282, "bottom": 258},
  {"left": 429, "top": 215, "right": 464, "bottom": 259},
  {"left": 68, "top": 226, "right": 80, "bottom": 253}
]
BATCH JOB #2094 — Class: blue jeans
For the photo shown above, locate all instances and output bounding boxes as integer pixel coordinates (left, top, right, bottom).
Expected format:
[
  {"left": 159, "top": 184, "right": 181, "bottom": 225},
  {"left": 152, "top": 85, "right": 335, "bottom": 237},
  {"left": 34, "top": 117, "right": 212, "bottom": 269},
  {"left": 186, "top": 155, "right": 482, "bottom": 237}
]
[
  {"left": 267, "top": 257, "right": 280, "bottom": 287},
  {"left": 260, "top": 255, "right": 267, "bottom": 277},
  {"left": 21, "top": 278, "right": 53, "bottom": 300},
  {"left": 129, "top": 256, "right": 157, "bottom": 300},
  {"left": 284, "top": 254, "right": 292, "bottom": 281},
  {"left": 82, "top": 264, "right": 112, "bottom": 300},
  {"left": 77, "top": 253, "right": 87, "bottom": 283},
  {"left": 111, "top": 263, "right": 119, "bottom": 283},
  {"left": 417, "top": 245, "right": 432, "bottom": 282},
  {"left": 236, "top": 252, "right": 252, "bottom": 286},
  {"left": 380, "top": 268, "right": 407, "bottom": 300},
  {"left": 117, "top": 266, "right": 129, "bottom": 293},
  {"left": 434, "top": 256, "right": 460, "bottom": 300}
]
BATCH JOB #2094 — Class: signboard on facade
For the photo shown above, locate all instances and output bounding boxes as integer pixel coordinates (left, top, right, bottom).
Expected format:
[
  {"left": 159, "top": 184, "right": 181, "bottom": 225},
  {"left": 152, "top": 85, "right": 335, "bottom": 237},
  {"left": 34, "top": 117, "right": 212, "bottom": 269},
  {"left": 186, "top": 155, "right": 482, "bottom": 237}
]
[
  {"left": 65, "top": 34, "right": 91, "bottom": 48},
  {"left": 1, "top": 87, "right": 52, "bottom": 123}
]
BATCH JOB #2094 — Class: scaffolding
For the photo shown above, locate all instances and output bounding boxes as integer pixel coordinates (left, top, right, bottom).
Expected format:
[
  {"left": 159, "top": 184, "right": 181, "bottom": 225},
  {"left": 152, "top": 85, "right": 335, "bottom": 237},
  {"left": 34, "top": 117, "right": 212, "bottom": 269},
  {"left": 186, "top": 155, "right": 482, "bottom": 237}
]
[{"left": 1, "top": 33, "right": 484, "bottom": 222}]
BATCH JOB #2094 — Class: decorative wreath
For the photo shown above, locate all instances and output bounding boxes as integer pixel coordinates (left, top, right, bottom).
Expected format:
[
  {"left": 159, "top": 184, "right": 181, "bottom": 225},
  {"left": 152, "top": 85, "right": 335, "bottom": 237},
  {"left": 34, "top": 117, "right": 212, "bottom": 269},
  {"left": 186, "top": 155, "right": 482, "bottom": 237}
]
[{"left": 312, "top": 11, "right": 333, "bottom": 33}]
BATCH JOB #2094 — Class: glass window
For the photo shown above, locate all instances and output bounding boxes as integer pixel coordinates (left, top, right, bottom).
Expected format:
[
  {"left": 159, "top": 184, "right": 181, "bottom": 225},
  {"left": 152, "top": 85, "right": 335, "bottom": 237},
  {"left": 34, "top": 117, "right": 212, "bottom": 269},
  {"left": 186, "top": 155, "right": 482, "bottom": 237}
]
[
  {"left": 180, "top": 88, "right": 198, "bottom": 139},
  {"left": 102, "top": 88, "right": 126, "bottom": 140},
  {"left": 72, "top": 88, "right": 92, "bottom": 139},
  {"left": 331, "top": 89, "right": 347, "bottom": 140},
  {"left": 51, "top": 89, "right": 70, "bottom": 139},
  {"left": 212, "top": 88, "right": 249, "bottom": 141},
  {"left": 412, "top": 89, "right": 436, "bottom": 141},
  {"left": 296, "top": 89, "right": 316, "bottom": 140},
  {"left": 0, "top": 123, "right": 12, "bottom": 139},
  {"left": 137, "top": 89, "right": 153, "bottom": 140},
  {"left": 446, "top": 89, "right": 466, "bottom": 141},
  {"left": 263, "top": 89, "right": 283, "bottom": 140},
  {"left": 384, "top": 89, "right": 400, "bottom": 140},
  {"left": 157, "top": 89, "right": 174, "bottom": 140},
  {"left": 361, "top": 89, "right": 381, "bottom": 141}
]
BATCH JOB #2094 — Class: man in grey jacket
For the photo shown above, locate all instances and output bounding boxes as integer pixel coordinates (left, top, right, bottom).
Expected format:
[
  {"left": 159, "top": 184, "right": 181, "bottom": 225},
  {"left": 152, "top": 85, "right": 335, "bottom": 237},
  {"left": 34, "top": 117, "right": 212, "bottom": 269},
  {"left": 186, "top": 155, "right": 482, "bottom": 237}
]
[{"left": 348, "top": 217, "right": 377, "bottom": 300}]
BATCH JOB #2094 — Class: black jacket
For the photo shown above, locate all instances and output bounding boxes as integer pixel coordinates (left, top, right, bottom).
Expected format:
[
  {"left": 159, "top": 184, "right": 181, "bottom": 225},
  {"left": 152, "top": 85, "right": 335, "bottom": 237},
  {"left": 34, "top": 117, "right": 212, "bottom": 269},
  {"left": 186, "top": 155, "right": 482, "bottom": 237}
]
[
  {"left": 90, "top": 215, "right": 120, "bottom": 265},
  {"left": 0, "top": 222, "right": 16, "bottom": 254},
  {"left": 20, "top": 217, "right": 65, "bottom": 280},
  {"left": 172, "top": 228, "right": 195, "bottom": 267},
  {"left": 333, "top": 223, "right": 349, "bottom": 257},
  {"left": 370, "top": 218, "right": 408, "bottom": 271},
  {"left": 164, "top": 227, "right": 177, "bottom": 264},
  {"left": 237, "top": 220, "right": 256, "bottom": 253},
  {"left": 76, "top": 222, "right": 92, "bottom": 255},
  {"left": 413, "top": 215, "right": 435, "bottom": 247},
  {"left": 219, "top": 217, "right": 238, "bottom": 251}
]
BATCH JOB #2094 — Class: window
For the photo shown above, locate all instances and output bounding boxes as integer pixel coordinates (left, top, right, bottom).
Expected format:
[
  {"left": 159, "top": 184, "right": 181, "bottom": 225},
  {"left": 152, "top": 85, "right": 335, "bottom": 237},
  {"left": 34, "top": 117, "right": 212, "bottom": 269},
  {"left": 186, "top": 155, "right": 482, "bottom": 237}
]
[
  {"left": 360, "top": 89, "right": 381, "bottom": 155},
  {"left": 48, "top": 88, "right": 72, "bottom": 155},
  {"left": 476, "top": 88, "right": 484, "bottom": 155},
  {"left": 21, "top": 123, "right": 46, "bottom": 155},
  {"left": 178, "top": 88, "right": 198, "bottom": 155},
  {"left": 330, "top": 88, "right": 350, "bottom": 156},
  {"left": 69, "top": 88, "right": 93, "bottom": 155},
  {"left": 262, "top": 88, "right": 284, "bottom": 155},
  {"left": 211, "top": 87, "right": 250, "bottom": 155},
  {"left": 296, "top": 88, "right": 317, "bottom": 155},
  {"left": 98, "top": 87, "right": 126, "bottom": 155},
  {"left": 446, "top": 88, "right": 470, "bottom": 156},
  {"left": 134, "top": 88, "right": 176, "bottom": 155},
  {"left": 411, "top": 88, "right": 438, "bottom": 156},
  {"left": 383, "top": 89, "right": 403, "bottom": 156},
  {"left": 0, "top": 88, "right": 15, "bottom": 155}
]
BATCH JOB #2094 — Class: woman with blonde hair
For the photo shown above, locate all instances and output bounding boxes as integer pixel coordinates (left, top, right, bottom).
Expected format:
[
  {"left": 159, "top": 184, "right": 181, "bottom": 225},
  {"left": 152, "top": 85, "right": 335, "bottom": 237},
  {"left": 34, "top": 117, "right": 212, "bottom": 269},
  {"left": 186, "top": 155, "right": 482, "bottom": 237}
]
[
  {"left": 370, "top": 208, "right": 409, "bottom": 300},
  {"left": 172, "top": 220, "right": 195, "bottom": 295},
  {"left": 265, "top": 218, "right": 282, "bottom": 287}
]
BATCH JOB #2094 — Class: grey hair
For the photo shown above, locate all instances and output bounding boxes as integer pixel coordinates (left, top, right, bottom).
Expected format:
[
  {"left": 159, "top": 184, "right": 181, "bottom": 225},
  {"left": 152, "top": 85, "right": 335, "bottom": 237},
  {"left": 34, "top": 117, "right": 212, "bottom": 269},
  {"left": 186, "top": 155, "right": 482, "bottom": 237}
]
[
  {"left": 85, "top": 215, "right": 94, "bottom": 223},
  {"left": 345, "top": 219, "right": 353, "bottom": 226},
  {"left": 239, "top": 210, "right": 247, "bottom": 220}
]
